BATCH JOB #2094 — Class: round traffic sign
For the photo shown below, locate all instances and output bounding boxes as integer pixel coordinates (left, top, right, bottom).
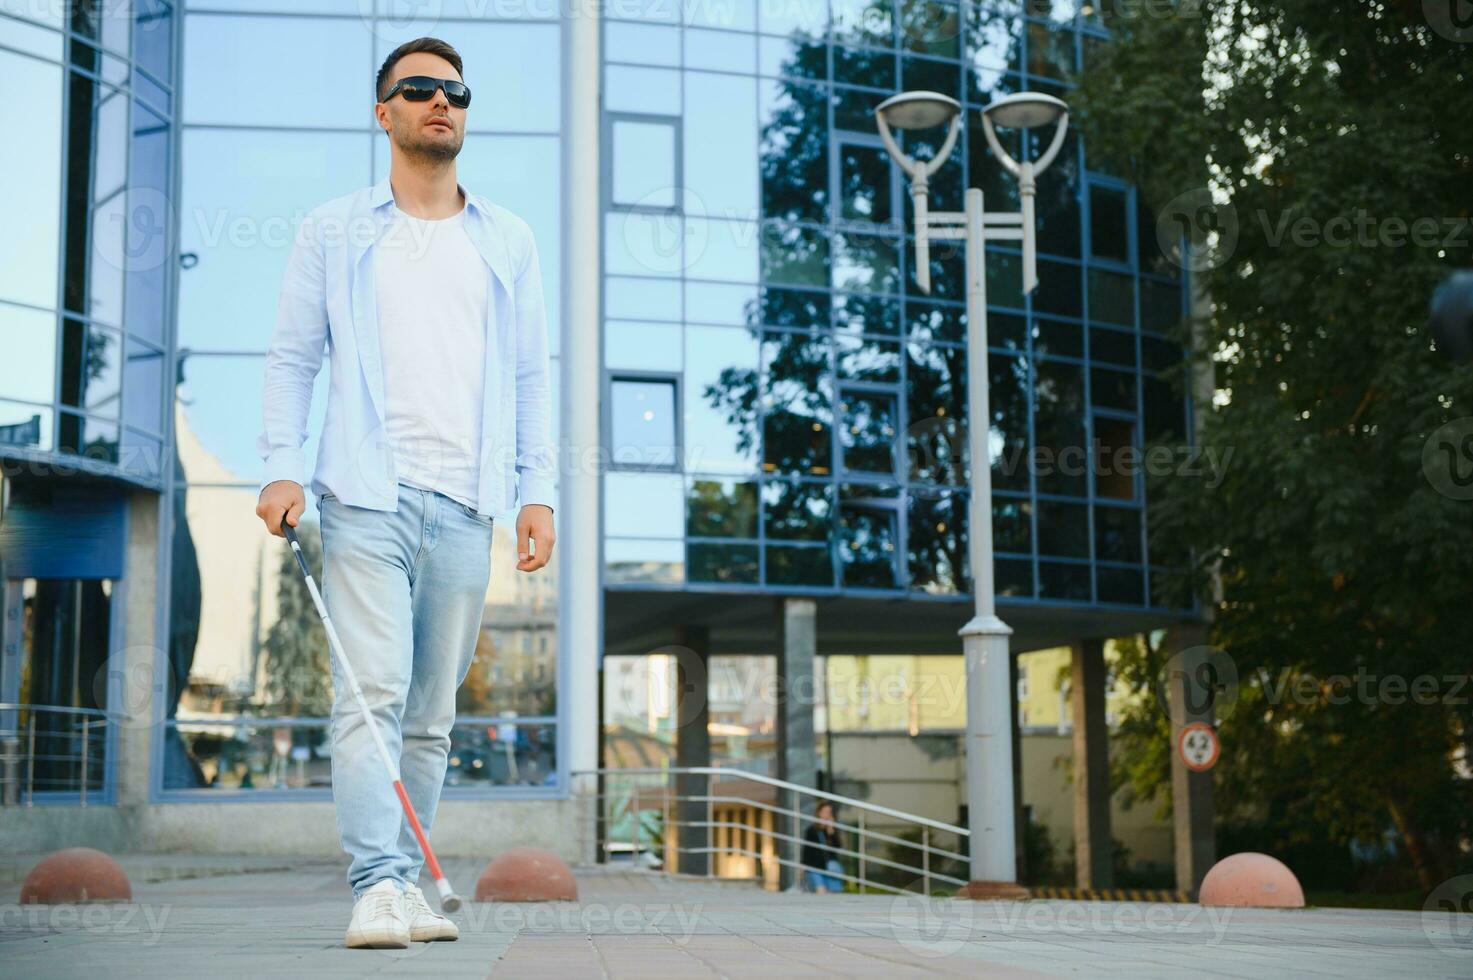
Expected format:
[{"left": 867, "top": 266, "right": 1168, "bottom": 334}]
[{"left": 1177, "top": 721, "right": 1220, "bottom": 772}]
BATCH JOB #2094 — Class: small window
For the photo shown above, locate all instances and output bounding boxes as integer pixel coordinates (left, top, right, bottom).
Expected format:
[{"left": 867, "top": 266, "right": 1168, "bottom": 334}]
[
  {"left": 609, "top": 377, "right": 679, "bottom": 469},
  {"left": 611, "top": 118, "right": 677, "bottom": 209},
  {"left": 1089, "top": 184, "right": 1130, "bottom": 264},
  {"left": 1093, "top": 415, "right": 1138, "bottom": 502}
]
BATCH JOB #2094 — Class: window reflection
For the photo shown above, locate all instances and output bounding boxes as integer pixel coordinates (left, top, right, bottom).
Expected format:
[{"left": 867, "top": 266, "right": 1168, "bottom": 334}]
[
  {"left": 762, "top": 478, "right": 833, "bottom": 541},
  {"left": 833, "top": 232, "right": 900, "bottom": 294},
  {"left": 905, "top": 340, "right": 968, "bottom": 481},
  {"left": 766, "top": 544, "right": 832, "bottom": 586},
  {"left": 834, "top": 291, "right": 900, "bottom": 336},
  {"left": 833, "top": 0, "right": 895, "bottom": 46},
  {"left": 612, "top": 119, "right": 677, "bottom": 208},
  {"left": 686, "top": 71, "right": 759, "bottom": 216},
  {"left": 836, "top": 334, "right": 901, "bottom": 382},
  {"left": 611, "top": 378, "right": 679, "bottom": 469},
  {"left": 907, "top": 488, "right": 968, "bottom": 594},
  {"left": 761, "top": 221, "right": 830, "bottom": 287},
  {"left": 1033, "top": 357, "right": 1086, "bottom": 496},
  {"left": 839, "top": 389, "right": 900, "bottom": 476},
  {"left": 761, "top": 330, "right": 832, "bottom": 476},
  {"left": 688, "top": 542, "right": 760, "bottom": 584},
  {"left": 0, "top": 305, "right": 58, "bottom": 406},
  {"left": 685, "top": 325, "right": 761, "bottom": 474},
  {"left": 0, "top": 52, "right": 62, "bottom": 310},
  {"left": 839, "top": 497, "right": 899, "bottom": 589},
  {"left": 838, "top": 142, "right": 894, "bottom": 226},
  {"left": 760, "top": 78, "right": 828, "bottom": 223},
  {"left": 1036, "top": 498, "right": 1088, "bottom": 558},
  {"left": 688, "top": 478, "right": 758, "bottom": 538},
  {"left": 1095, "top": 504, "right": 1142, "bottom": 564},
  {"left": 0, "top": 401, "right": 53, "bottom": 451},
  {"left": 989, "top": 352, "right": 1030, "bottom": 492}
]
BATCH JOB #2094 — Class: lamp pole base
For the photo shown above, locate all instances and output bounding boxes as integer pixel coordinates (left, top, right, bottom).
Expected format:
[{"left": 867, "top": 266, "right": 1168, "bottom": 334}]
[{"left": 956, "top": 880, "right": 1031, "bottom": 901}]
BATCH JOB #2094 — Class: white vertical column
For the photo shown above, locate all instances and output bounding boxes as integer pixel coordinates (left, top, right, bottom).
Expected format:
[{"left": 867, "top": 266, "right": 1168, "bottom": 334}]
[{"left": 561, "top": 6, "right": 601, "bottom": 796}]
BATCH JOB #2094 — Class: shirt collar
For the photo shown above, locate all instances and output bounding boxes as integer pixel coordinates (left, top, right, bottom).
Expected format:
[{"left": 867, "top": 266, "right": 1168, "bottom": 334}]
[{"left": 368, "top": 175, "right": 483, "bottom": 217}]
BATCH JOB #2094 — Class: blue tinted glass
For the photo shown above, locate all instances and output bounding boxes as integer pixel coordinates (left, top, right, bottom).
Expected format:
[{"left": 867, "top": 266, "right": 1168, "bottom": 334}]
[
  {"left": 123, "top": 338, "right": 165, "bottom": 433},
  {"left": 612, "top": 120, "right": 677, "bottom": 208},
  {"left": 0, "top": 400, "right": 53, "bottom": 450},
  {"left": 610, "top": 378, "right": 678, "bottom": 468},
  {"left": 0, "top": 304, "right": 58, "bottom": 406},
  {"left": 126, "top": 100, "right": 170, "bottom": 344},
  {"left": 178, "top": 129, "right": 371, "bottom": 351},
  {"left": 684, "top": 325, "right": 760, "bottom": 474},
  {"left": 0, "top": 52, "right": 62, "bottom": 310},
  {"left": 685, "top": 72, "right": 759, "bottom": 218}
]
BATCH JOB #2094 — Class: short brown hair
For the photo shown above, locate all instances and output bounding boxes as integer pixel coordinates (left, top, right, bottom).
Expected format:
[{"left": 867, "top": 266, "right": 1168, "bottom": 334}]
[{"left": 375, "top": 37, "right": 463, "bottom": 103}]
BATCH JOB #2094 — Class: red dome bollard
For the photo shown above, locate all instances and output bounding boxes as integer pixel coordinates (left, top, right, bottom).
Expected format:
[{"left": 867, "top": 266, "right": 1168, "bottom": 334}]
[
  {"left": 1198, "top": 852, "right": 1305, "bottom": 908},
  {"left": 474, "top": 847, "right": 578, "bottom": 902},
  {"left": 20, "top": 848, "right": 132, "bottom": 904}
]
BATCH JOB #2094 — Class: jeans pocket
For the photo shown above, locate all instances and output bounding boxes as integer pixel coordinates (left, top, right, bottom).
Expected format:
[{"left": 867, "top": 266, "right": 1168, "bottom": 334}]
[{"left": 460, "top": 501, "right": 493, "bottom": 527}]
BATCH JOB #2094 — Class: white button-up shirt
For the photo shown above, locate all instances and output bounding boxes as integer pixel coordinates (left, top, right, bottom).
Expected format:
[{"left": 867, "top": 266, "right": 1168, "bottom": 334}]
[{"left": 256, "top": 177, "right": 557, "bottom": 517}]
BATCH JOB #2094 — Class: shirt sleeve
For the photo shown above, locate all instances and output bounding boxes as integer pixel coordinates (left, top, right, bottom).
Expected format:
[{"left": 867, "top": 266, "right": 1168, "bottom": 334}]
[
  {"left": 512, "top": 224, "right": 558, "bottom": 513},
  {"left": 256, "top": 210, "right": 329, "bottom": 491}
]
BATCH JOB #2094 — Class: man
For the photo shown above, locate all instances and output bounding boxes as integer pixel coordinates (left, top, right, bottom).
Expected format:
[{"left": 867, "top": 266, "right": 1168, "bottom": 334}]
[{"left": 254, "top": 37, "right": 556, "bottom": 949}]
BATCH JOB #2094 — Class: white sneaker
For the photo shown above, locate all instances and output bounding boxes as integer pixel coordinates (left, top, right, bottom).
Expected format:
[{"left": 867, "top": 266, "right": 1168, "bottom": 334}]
[
  {"left": 345, "top": 879, "right": 410, "bottom": 949},
  {"left": 405, "top": 883, "right": 460, "bottom": 942}
]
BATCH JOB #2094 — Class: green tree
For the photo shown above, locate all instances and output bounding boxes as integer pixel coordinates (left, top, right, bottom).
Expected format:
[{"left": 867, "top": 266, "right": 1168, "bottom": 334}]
[
  {"left": 262, "top": 525, "right": 333, "bottom": 717},
  {"left": 1075, "top": 2, "right": 1473, "bottom": 894}
]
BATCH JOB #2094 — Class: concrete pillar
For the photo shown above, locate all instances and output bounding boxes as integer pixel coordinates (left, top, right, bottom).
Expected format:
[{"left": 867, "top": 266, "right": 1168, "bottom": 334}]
[
  {"left": 775, "top": 597, "right": 817, "bottom": 891},
  {"left": 115, "top": 489, "right": 161, "bottom": 809},
  {"left": 1009, "top": 649, "right": 1026, "bottom": 882},
  {"left": 672, "top": 624, "right": 710, "bottom": 876},
  {"left": 1070, "top": 638, "right": 1113, "bottom": 889},
  {"left": 1164, "top": 621, "right": 1216, "bottom": 894},
  {"left": 559, "top": 0, "right": 601, "bottom": 809}
]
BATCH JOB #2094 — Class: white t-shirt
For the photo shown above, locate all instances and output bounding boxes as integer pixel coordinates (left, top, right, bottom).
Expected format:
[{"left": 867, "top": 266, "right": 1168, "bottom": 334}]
[{"left": 373, "top": 199, "right": 489, "bottom": 510}]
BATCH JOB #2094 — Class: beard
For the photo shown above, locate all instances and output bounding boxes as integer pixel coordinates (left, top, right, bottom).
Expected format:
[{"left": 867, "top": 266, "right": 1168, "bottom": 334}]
[{"left": 395, "top": 122, "right": 463, "bottom": 164}]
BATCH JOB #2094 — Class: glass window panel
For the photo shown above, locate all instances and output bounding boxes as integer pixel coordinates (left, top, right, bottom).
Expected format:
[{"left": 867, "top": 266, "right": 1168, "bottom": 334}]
[
  {"left": 905, "top": 341, "right": 968, "bottom": 482},
  {"left": 59, "top": 317, "right": 84, "bottom": 408},
  {"left": 1034, "top": 258, "right": 1081, "bottom": 317},
  {"left": 605, "top": 472, "right": 685, "bottom": 538},
  {"left": 901, "top": 1, "right": 962, "bottom": 56},
  {"left": 686, "top": 72, "right": 759, "bottom": 218},
  {"left": 986, "top": 246, "right": 1025, "bottom": 310},
  {"left": 685, "top": 0, "right": 755, "bottom": 29},
  {"left": 1036, "top": 498, "right": 1088, "bottom": 558},
  {"left": 123, "top": 338, "right": 165, "bottom": 433},
  {"left": 906, "top": 300, "right": 963, "bottom": 344},
  {"left": 839, "top": 504, "right": 899, "bottom": 589},
  {"left": 835, "top": 292, "right": 900, "bottom": 336},
  {"left": 1033, "top": 131, "right": 1080, "bottom": 259},
  {"left": 907, "top": 488, "right": 969, "bottom": 594},
  {"left": 1032, "top": 317, "right": 1082, "bottom": 359},
  {"left": 1091, "top": 326, "right": 1136, "bottom": 367},
  {"left": 761, "top": 285, "right": 829, "bottom": 328},
  {"left": 766, "top": 543, "right": 831, "bottom": 586},
  {"left": 1033, "top": 357, "right": 1086, "bottom": 496},
  {"left": 1141, "top": 335, "right": 1181, "bottom": 374},
  {"left": 838, "top": 143, "right": 894, "bottom": 226},
  {"left": 185, "top": 15, "right": 367, "bottom": 127},
  {"left": 833, "top": 0, "right": 894, "bottom": 46},
  {"left": 760, "top": 78, "right": 828, "bottom": 223},
  {"left": 1088, "top": 267, "right": 1135, "bottom": 327},
  {"left": 1141, "top": 278, "right": 1184, "bottom": 333},
  {"left": 606, "top": 64, "right": 681, "bottom": 114},
  {"left": 835, "top": 335, "right": 901, "bottom": 382},
  {"left": 610, "top": 378, "right": 679, "bottom": 468},
  {"left": 762, "top": 478, "right": 832, "bottom": 541},
  {"left": 134, "top": 1, "right": 173, "bottom": 82},
  {"left": 175, "top": 353, "right": 327, "bottom": 485},
  {"left": 685, "top": 29, "right": 756, "bottom": 73},
  {"left": 901, "top": 54, "right": 961, "bottom": 100},
  {"left": 126, "top": 99, "right": 170, "bottom": 344},
  {"left": 83, "top": 323, "right": 122, "bottom": 418},
  {"left": 1136, "top": 197, "right": 1179, "bottom": 279},
  {"left": 606, "top": 20, "right": 681, "bottom": 65},
  {"left": 612, "top": 120, "right": 677, "bottom": 209},
  {"left": 0, "top": 11, "right": 64, "bottom": 58},
  {"left": 606, "top": 320, "right": 682, "bottom": 371},
  {"left": 965, "top": 1, "right": 1020, "bottom": 73},
  {"left": 760, "top": 221, "right": 830, "bottom": 286},
  {"left": 1142, "top": 375, "right": 1187, "bottom": 446},
  {"left": 1026, "top": 19, "right": 1075, "bottom": 78},
  {"left": 1038, "top": 559, "right": 1090, "bottom": 600},
  {"left": 1095, "top": 505, "right": 1142, "bottom": 564},
  {"left": 607, "top": 211, "right": 686, "bottom": 278},
  {"left": 688, "top": 542, "right": 759, "bottom": 584},
  {"left": 58, "top": 410, "right": 118, "bottom": 462},
  {"left": 989, "top": 352, "right": 1030, "bottom": 493},
  {"left": 605, "top": 537, "right": 685, "bottom": 584},
  {"left": 1097, "top": 565, "right": 1144, "bottom": 606},
  {"left": 833, "top": 232, "right": 900, "bottom": 294},
  {"left": 761, "top": 330, "right": 833, "bottom": 475},
  {"left": 839, "top": 389, "right": 899, "bottom": 476},
  {"left": 687, "top": 281, "right": 760, "bottom": 326},
  {"left": 833, "top": 45, "right": 894, "bottom": 88},
  {"left": 760, "top": 33, "right": 829, "bottom": 80},
  {"left": 1091, "top": 366, "right": 1136, "bottom": 412},
  {"left": 87, "top": 188, "right": 126, "bottom": 327},
  {"left": 993, "top": 495, "right": 1032, "bottom": 554},
  {"left": 0, "top": 304, "right": 57, "bottom": 405},
  {"left": 687, "top": 216, "right": 760, "bottom": 284},
  {"left": 0, "top": 399, "right": 52, "bottom": 450},
  {"left": 1089, "top": 184, "right": 1130, "bottom": 263},
  {"left": 688, "top": 478, "right": 758, "bottom": 538},
  {"left": 0, "top": 51, "right": 62, "bottom": 310},
  {"left": 986, "top": 310, "right": 1027, "bottom": 351},
  {"left": 178, "top": 129, "right": 371, "bottom": 351},
  {"left": 120, "top": 428, "right": 162, "bottom": 482},
  {"left": 685, "top": 324, "right": 761, "bottom": 473},
  {"left": 607, "top": 276, "right": 680, "bottom": 320},
  {"left": 997, "top": 556, "right": 1033, "bottom": 597}
]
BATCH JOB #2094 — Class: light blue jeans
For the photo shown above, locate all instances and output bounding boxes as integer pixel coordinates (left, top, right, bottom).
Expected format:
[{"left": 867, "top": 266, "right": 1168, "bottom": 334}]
[
  {"left": 804, "top": 859, "right": 845, "bottom": 892},
  {"left": 318, "top": 481, "right": 494, "bottom": 898}
]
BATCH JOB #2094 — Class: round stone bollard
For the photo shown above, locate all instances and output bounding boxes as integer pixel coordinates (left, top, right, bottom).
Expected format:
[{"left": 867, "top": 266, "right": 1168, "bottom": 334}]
[
  {"left": 1198, "top": 852, "right": 1304, "bottom": 908},
  {"left": 475, "top": 846, "right": 578, "bottom": 902},
  {"left": 20, "top": 848, "right": 132, "bottom": 904}
]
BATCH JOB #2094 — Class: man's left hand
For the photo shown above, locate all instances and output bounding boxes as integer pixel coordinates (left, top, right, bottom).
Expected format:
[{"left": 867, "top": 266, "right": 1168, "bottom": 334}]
[{"left": 516, "top": 504, "right": 555, "bottom": 572}]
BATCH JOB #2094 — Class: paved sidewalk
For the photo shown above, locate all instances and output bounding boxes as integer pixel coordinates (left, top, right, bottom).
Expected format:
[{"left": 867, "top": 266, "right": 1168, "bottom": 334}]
[{"left": 1, "top": 859, "right": 1469, "bottom": 978}]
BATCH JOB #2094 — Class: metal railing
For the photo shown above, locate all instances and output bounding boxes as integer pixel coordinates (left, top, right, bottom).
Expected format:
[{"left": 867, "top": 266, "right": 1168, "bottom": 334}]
[
  {"left": 0, "top": 703, "right": 114, "bottom": 806},
  {"left": 572, "top": 766, "right": 971, "bottom": 897}
]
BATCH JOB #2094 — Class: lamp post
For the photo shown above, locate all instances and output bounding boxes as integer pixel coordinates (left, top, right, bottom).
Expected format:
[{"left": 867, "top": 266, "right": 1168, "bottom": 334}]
[{"left": 876, "top": 90, "right": 1069, "bottom": 895}]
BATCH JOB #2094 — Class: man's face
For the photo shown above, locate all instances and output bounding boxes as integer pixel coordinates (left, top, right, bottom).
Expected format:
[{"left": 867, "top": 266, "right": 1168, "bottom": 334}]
[{"left": 377, "top": 52, "right": 466, "bottom": 163}]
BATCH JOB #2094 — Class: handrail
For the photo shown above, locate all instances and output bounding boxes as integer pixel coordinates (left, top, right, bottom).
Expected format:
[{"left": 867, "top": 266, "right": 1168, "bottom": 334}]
[
  {"left": 0, "top": 703, "right": 118, "bottom": 720},
  {"left": 573, "top": 766, "right": 968, "bottom": 837}
]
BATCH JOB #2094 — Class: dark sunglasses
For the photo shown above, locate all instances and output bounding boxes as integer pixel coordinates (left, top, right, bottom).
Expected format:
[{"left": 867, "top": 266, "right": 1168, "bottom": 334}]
[{"left": 382, "top": 74, "right": 471, "bottom": 109}]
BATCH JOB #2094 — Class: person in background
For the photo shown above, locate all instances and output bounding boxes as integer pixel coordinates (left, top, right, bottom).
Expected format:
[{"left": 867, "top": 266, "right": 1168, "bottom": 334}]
[{"left": 800, "top": 801, "right": 846, "bottom": 893}]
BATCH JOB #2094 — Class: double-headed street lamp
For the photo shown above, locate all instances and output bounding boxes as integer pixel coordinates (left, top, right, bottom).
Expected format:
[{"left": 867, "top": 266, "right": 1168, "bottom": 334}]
[{"left": 876, "top": 90, "right": 1069, "bottom": 894}]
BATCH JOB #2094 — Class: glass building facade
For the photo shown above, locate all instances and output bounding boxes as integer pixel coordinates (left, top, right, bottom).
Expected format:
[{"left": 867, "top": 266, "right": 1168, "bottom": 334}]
[{"left": 599, "top": 1, "right": 1191, "bottom": 611}]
